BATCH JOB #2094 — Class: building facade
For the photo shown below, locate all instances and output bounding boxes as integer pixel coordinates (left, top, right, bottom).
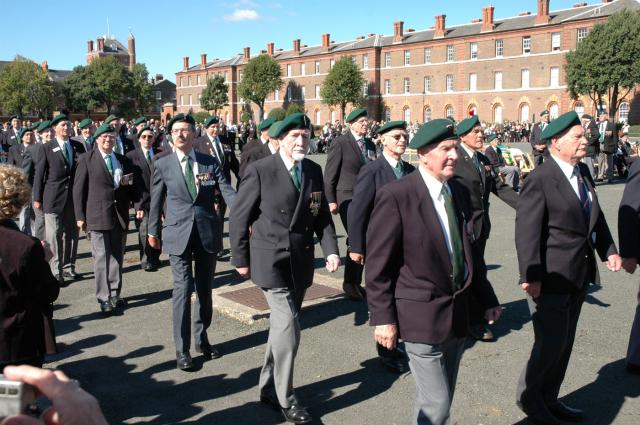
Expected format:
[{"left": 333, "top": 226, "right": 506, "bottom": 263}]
[
  {"left": 87, "top": 33, "right": 136, "bottom": 71},
  {"left": 175, "top": 0, "right": 639, "bottom": 125}
]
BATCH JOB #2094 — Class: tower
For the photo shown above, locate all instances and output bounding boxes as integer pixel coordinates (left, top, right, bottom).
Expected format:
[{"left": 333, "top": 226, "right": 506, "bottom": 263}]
[{"left": 128, "top": 31, "right": 136, "bottom": 71}]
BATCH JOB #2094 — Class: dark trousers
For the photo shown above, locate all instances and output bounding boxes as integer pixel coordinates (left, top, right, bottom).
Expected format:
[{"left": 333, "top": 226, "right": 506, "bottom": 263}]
[
  {"left": 217, "top": 198, "right": 227, "bottom": 253},
  {"left": 516, "top": 288, "right": 587, "bottom": 414},
  {"left": 135, "top": 213, "right": 161, "bottom": 267},
  {"left": 468, "top": 238, "right": 489, "bottom": 327},
  {"left": 338, "top": 200, "right": 363, "bottom": 286},
  {"left": 168, "top": 227, "right": 216, "bottom": 353}
]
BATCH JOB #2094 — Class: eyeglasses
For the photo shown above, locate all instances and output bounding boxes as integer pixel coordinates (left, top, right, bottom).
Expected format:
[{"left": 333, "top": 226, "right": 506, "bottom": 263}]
[
  {"left": 388, "top": 133, "right": 408, "bottom": 141},
  {"left": 171, "top": 129, "right": 191, "bottom": 135},
  {"left": 139, "top": 134, "right": 154, "bottom": 139}
]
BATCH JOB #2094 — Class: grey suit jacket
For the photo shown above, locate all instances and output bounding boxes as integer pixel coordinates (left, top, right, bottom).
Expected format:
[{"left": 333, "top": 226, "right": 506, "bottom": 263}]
[{"left": 148, "top": 150, "right": 236, "bottom": 255}]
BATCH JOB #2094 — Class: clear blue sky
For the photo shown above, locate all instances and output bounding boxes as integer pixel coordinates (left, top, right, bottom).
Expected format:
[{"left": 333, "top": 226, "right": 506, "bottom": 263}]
[{"left": 1, "top": 0, "right": 585, "bottom": 82}]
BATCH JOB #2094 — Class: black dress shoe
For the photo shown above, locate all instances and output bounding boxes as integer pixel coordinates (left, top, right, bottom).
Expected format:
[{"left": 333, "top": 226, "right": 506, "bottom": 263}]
[
  {"left": 469, "top": 324, "right": 494, "bottom": 341},
  {"left": 547, "top": 402, "right": 584, "bottom": 422},
  {"left": 281, "top": 404, "right": 312, "bottom": 424},
  {"left": 176, "top": 352, "right": 194, "bottom": 371},
  {"left": 56, "top": 274, "right": 68, "bottom": 287},
  {"left": 63, "top": 270, "right": 80, "bottom": 279},
  {"left": 109, "top": 296, "right": 127, "bottom": 308},
  {"left": 100, "top": 301, "right": 114, "bottom": 315},
  {"left": 259, "top": 393, "right": 280, "bottom": 409},
  {"left": 380, "top": 356, "right": 410, "bottom": 374},
  {"left": 342, "top": 282, "right": 365, "bottom": 300},
  {"left": 143, "top": 264, "right": 157, "bottom": 272},
  {"left": 516, "top": 402, "right": 562, "bottom": 425},
  {"left": 195, "top": 344, "right": 221, "bottom": 359},
  {"left": 626, "top": 362, "right": 640, "bottom": 374}
]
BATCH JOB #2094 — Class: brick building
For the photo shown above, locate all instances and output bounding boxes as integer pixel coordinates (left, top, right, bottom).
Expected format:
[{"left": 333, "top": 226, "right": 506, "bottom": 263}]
[
  {"left": 175, "top": 0, "right": 639, "bottom": 125},
  {"left": 87, "top": 33, "right": 136, "bottom": 71}
]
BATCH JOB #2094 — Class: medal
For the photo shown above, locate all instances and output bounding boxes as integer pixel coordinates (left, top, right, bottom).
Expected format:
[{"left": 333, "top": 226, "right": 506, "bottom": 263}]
[{"left": 310, "top": 191, "right": 322, "bottom": 216}]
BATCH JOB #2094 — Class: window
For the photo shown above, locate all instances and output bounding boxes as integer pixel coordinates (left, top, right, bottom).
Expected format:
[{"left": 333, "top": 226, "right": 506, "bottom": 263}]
[
  {"left": 301, "top": 86, "right": 306, "bottom": 99},
  {"left": 404, "top": 50, "right": 411, "bottom": 66},
  {"left": 494, "top": 71, "right": 502, "bottom": 90},
  {"left": 470, "top": 43, "right": 478, "bottom": 60},
  {"left": 197, "top": 75, "right": 201, "bottom": 85},
  {"left": 385, "top": 52, "right": 391, "bottom": 67},
  {"left": 287, "top": 64, "right": 292, "bottom": 77},
  {"left": 495, "top": 39, "right": 504, "bottom": 57},
  {"left": 315, "top": 61, "right": 320, "bottom": 74},
  {"left": 180, "top": 95, "right": 184, "bottom": 106},
  {"left": 239, "top": 71, "right": 243, "bottom": 81},
  {"left": 155, "top": 90, "right": 161, "bottom": 100},
  {"left": 424, "top": 106, "right": 432, "bottom": 122},
  {"left": 520, "top": 103, "right": 530, "bottom": 122},
  {"left": 315, "top": 110, "right": 321, "bottom": 125},
  {"left": 521, "top": 69, "right": 530, "bottom": 88},
  {"left": 363, "top": 81, "right": 368, "bottom": 96},
  {"left": 188, "top": 94, "right": 192, "bottom": 105},
  {"left": 577, "top": 28, "right": 588, "bottom": 43},
  {"left": 469, "top": 73, "right": 477, "bottom": 91},
  {"left": 494, "top": 104, "right": 503, "bottom": 123},
  {"left": 446, "top": 74, "right": 454, "bottom": 92},
  {"left": 363, "top": 54, "right": 369, "bottom": 69},
  {"left": 549, "top": 102, "right": 559, "bottom": 119},
  {"left": 286, "top": 86, "right": 292, "bottom": 100},
  {"left": 331, "top": 110, "right": 337, "bottom": 123},
  {"left": 330, "top": 59, "right": 335, "bottom": 69},
  {"left": 403, "top": 107, "right": 411, "bottom": 122},
  {"left": 197, "top": 94, "right": 201, "bottom": 105},
  {"left": 424, "top": 48, "right": 432, "bottom": 64},
  {"left": 445, "top": 105, "right": 454, "bottom": 119},
  {"left": 274, "top": 90, "right": 279, "bottom": 101},
  {"left": 224, "top": 71, "right": 228, "bottom": 82},
  {"left": 384, "top": 108, "right": 391, "bottom": 122},
  {"left": 619, "top": 102, "right": 630, "bottom": 122},
  {"left": 550, "top": 67, "right": 560, "bottom": 87},
  {"left": 551, "top": 32, "right": 561, "bottom": 51},
  {"left": 574, "top": 101, "right": 584, "bottom": 117},
  {"left": 315, "top": 85, "right": 320, "bottom": 99},
  {"left": 523, "top": 36, "right": 531, "bottom": 54},
  {"left": 384, "top": 79, "right": 391, "bottom": 95},
  {"left": 301, "top": 63, "right": 305, "bottom": 76},
  {"left": 446, "top": 45, "right": 454, "bottom": 62},
  {"left": 424, "top": 76, "right": 432, "bottom": 93},
  {"left": 180, "top": 76, "right": 185, "bottom": 87},
  {"left": 403, "top": 78, "right": 410, "bottom": 94}
]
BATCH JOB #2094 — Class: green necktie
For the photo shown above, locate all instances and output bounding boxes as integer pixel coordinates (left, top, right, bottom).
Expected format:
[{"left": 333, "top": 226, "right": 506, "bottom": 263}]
[
  {"left": 393, "top": 161, "right": 404, "bottom": 179},
  {"left": 290, "top": 164, "right": 301, "bottom": 191},
  {"left": 441, "top": 186, "right": 465, "bottom": 291},
  {"left": 182, "top": 156, "right": 197, "bottom": 200},
  {"left": 472, "top": 153, "right": 482, "bottom": 176},
  {"left": 105, "top": 154, "right": 113, "bottom": 176},
  {"left": 145, "top": 149, "right": 152, "bottom": 165},
  {"left": 63, "top": 141, "right": 71, "bottom": 165}
]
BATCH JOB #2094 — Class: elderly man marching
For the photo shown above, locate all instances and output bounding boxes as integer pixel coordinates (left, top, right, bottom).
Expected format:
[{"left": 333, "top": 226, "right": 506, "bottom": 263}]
[{"left": 230, "top": 113, "right": 340, "bottom": 424}]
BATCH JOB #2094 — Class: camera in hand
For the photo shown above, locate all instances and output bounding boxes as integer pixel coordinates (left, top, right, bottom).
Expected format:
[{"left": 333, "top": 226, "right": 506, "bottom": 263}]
[{"left": 0, "top": 375, "right": 36, "bottom": 419}]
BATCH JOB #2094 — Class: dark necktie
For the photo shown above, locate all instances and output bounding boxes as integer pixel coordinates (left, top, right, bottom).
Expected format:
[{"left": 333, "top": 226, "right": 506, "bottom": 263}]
[
  {"left": 472, "top": 153, "right": 482, "bottom": 176},
  {"left": 441, "top": 186, "right": 465, "bottom": 291},
  {"left": 183, "top": 156, "right": 197, "bottom": 200},
  {"left": 290, "top": 164, "right": 301, "bottom": 191},
  {"left": 357, "top": 139, "right": 366, "bottom": 162},
  {"left": 393, "top": 161, "right": 404, "bottom": 179},
  {"left": 145, "top": 149, "right": 152, "bottom": 165},
  {"left": 215, "top": 138, "right": 225, "bottom": 166},
  {"left": 105, "top": 154, "right": 113, "bottom": 176},
  {"left": 574, "top": 166, "right": 591, "bottom": 223},
  {"left": 63, "top": 141, "right": 71, "bottom": 165}
]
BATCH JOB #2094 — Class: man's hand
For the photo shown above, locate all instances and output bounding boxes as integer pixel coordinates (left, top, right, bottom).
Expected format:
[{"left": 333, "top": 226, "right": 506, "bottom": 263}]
[
  {"left": 136, "top": 210, "right": 145, "bottom": 220},
  {"left": 329, "top": 202, "right": 338, "bottom": 215},
  {"left": 349, "top": 252, "right": 365, "bottom": 265},
  {"left": 484, "top": 306, "right": 502, "bottom": 325},
  {"left": 147, "top": 235, "right": 161, "bottom": 250},
  {"left": 33, "top": 201, "right": 41, "bottom": 210},
  {"left": 235, "top": 267, "right": 250, "bottom": 278},
  {"left": 622, "top": 257, "right": 638, "bottom": 274},
  {"left": 607, "top": 254, "right": 622, "bottom": 272},
  {"left": 76, "top": 221, "right": 86, "bottom": 232},
  {"left": 534, "top": 144, "right": 546, "bottom": 152},
  {"left": 326, "top": 255, "right": 341, "bottom": 272},
  {"left": 374, "top": 324, "right": 398, "bottom": 350},
  {"left": 521, "top": 281, "right": 542, "bottom": 298}
]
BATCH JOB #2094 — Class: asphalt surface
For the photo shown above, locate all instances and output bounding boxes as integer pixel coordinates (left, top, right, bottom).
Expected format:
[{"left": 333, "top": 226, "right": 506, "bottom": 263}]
[{"left": 46, "top": 144, "right": 640, "bottom": 424}]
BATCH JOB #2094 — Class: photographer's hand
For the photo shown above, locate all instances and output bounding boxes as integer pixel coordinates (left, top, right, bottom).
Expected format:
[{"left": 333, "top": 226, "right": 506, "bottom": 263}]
[{"left": 0, "top": 365, "right": 108, "bottom": 425}]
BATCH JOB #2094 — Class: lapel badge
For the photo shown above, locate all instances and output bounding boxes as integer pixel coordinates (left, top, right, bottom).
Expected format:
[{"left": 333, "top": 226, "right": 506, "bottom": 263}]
[{"left": 310, "top": 191, "right": 322, "bottom": 216}]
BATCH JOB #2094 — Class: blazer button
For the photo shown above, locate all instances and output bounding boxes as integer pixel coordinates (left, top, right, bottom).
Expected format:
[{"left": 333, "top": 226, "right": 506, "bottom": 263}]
[
  {"left": 306, "top": 245, "right": 310, "bottom": 250},
  {"left": 285, "top": 247, "right": 289, "bottom": 251},
  {"left": 280, "top": 209, "right": 286, "bottom": 213}
]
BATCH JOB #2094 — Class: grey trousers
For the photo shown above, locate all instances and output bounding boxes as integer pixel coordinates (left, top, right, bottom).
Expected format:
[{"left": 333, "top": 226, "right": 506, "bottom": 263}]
[
  {"left": 260, "top": 287, "right": 306, "bottom": 409},
  {"left": 135, "top": 214, "right": 160, "bottom": 267},
  {"left": 89, "top": 227, "right": 125, "bottom": 302},
  {"left": 516, "top": 289, "right": 586, "bottom": 416},
  {"left": 44, "top": 200, "right": 78, "bottom": 275},
  {"left": 405, "top": 337, "right": 466, "bottom": 425},
  {"left": 168, "top": 228, "right": 216, "bottom": 353},
  {"left": 18, "top": 204, "right": 34, "bottom": 236},
  {"left": 498, "top": 165, "right": 520, "bottom": 190},
  {"left": 33, "top": 206, "right": 45, "bottom": 241},
  {"left": 627, "top": 286, "right": 640, "bottom": 366}
]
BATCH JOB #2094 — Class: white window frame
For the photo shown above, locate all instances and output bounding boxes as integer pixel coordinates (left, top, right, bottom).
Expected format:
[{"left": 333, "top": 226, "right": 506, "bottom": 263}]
[
  {"left": 424, "top": 48, "right": 432, "bottom": 64},
  {"left": 300, "top": 63, "right": 305, "bottom": 76},
  {"left": 470, "top": 43, "right": 478, "bottom": 60},
  {"left": 577, "top": 28, "right": 589, "bottom": 43},
  {"left": 315, "top": 61, "right": 320, "bottom": 74},
  {"left": 363, "top": 54, "right": 369, "bottom": 70},
  {"left": 404, "top": 50, "right": 411, "bottom": 66},
  {"left": 494, "top": 71, "right": 502, "bottom": 90},
  {"left": 385, "top": 52, "right": 391, "bottom": 68},
  {"left": 550, "top": 67, "right": 560, "bottom": 87},
  {"left": 551, "top": 32, "right": 561, "bottom": 51},
  {"left": 403, "top": 78, "right": 410, "bottom": 94},
  {"left": 469, "top": 73, "right": 477, "bottom": 91},
  {"left": 496, "top": 39, "right": 504, "bottom": 57},
  {"left": 315, "top": 84, "right": 320, "bottom": 99},
  {"left": 287, "top": 64, "right": 292, "bottom": 77},
  {"left": 424, "top": 76, "right": 432, "bottom": 93},
  {"left": 446, "top": 45, "right": 454, "bottom": 62},
  {"left": 521, "top": 69, "right": 530, "bottom": 89},
  {"left": 523, "top": 36, "right": 531, "bottom": 55},
  {"left": 384, "top": 79, "right": 391, "bottom": 95},
  {"left": 446, "top": 74, "right": 454, "bottom": 92}
]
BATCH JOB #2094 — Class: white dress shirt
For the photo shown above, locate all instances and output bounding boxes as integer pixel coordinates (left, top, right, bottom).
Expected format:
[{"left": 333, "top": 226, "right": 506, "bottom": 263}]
[
  {"left": 550, "top": 155, "right": 593, "bottom": 203},
  {"left": 100, "top": 150, "right": 122, "bottom": 188},
  {"left": 268, "top": 143, "right": 278, "bottom": 155},
  {"left": 279, "top": 149, "right": 301, "bottom": 183},
  {"left": 141, "top": 146, "right": 154, "bottom": 161},
  {"left": 55, "top": 137, "right": 73, "bottom": 162},
  {"left": 382, "top": 151, "right": 399, "bottom": 169},
  {"left": 176, "top": 149, "right": 199, "bottom": 194},
  {"left": 419, "top": 166, "right": 454, "bottom": 256}
]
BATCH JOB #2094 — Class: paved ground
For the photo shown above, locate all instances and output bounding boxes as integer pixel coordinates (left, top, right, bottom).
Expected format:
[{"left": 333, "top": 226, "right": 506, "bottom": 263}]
[{"left": 46, "top": 146, "right": 640, "bottom": 424}]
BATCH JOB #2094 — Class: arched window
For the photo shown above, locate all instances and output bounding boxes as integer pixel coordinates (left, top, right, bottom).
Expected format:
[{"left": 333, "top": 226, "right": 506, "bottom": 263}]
[
  {"left": 403, "top": 107, "right": 411, "bottom": 123},
  {"left": 548, "top": 102, "right": 559, "bottom": 119},
  {"left": 424, "top": 106, "right": 432, "bottom": 123},
  {"left": 619, "top": 102, "right": 630, "bottom": 122},
  {"left": 445, "top": 105, "right": 454, "bottom": 120},
  {"left": 574, "top": 101, "right": 584, "bottom": 118},
  {"left": 520, "top": 103, "right": 530, "bottom": 123},
  {"left": 493, "top": 104, "right": 503, "bottom": 124}
]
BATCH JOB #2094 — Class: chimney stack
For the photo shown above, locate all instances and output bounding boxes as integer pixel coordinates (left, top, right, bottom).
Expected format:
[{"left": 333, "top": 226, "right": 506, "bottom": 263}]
[
  {"left": 536, "top": 0, "right": 550, "bottom": 25},
  {"left": 200, "top": 53, "right": 207, "bottom": 66},
  {"left": 322, "top": 33, "right": 331, "bottom": 51},
  {"left": 481, "top": 6, "right": 495, "bottom": 32},
  {"left": 97, "top": 37, "right": 105, "bottom": 51},
  {"left": 183, "top": 56, "right": 189, "bottom": 70},
  {"left": 293, "top": 39, "right": 301, "bottom": 54},
  {"left": 41, "top": 61, "right": 48, "bottom": 72},
  {"left": 434, "top": 15, "right": 446, "bottom": 38},
  {"left": 393, "top": 21, "right": 404, "bottom": 42},
  {"left": 87, "top": 40, "right": 94, "bottom": 53},
  {"left": 267, "top": 42, "right": 274, "bottom": 56},
  {"left": 243, "top": 47, "right": 250, "bottom": 60},
  {"left": 155, "top": 74, "right": 164, "bottom": 82}
]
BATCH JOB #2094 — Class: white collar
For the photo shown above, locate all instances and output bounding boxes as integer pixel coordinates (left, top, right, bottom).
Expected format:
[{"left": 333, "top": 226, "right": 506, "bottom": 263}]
[
  {"left": 279, "top": 149, "right": 300, "bottom": 171},
  {"left": 176, "top": 148, "right": 196, "bottom": 163},
  {"left": 350, "top": 129, "right": 365, "bottom": 142},
  {"left": 382, "top": 151, "right": 399, "bottom": 168},
  {"left": 550, "top": 154, "right": 578, "bottom": 179},
  {"left": 260, "top": 137, "right": 269, "bottom": 145},
  {"left": 418, "top": 165, "right": 447, "bottom": 201},
  {"left": 460, "top": 142, "right": 477, "bottom": 160}
]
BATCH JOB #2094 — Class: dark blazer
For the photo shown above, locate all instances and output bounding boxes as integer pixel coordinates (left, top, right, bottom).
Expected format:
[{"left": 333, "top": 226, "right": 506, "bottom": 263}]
[
  {"left": 115, "top": 135, "right": 136, "bottom": 156},
  {"left": 148, "top": 150, "right": 236, "bottom": 256},
  {"left": 618, "top": 159, "right": 640, "bottom": 259},
  {"left": 71, "top": 135, "right": 94, "bottom": 152},
  {"left": 365, "top": 171, "right": 499, "bottom": 344},
  {"left": 347, "top": 156, "right": 415, "bottom": 255},
  {"left": 484, "top": 145, "right": 506, "bottom": 168},
  {"left": 22, "top": 143, "right": 44, "bottom": 187},
  {"left": 194, "top": 134, "right": 240, "bottom": 183},
  {"left": 452, "top": 146, "right": 518, "bottom": 243},
  {"left": 73, "top": 149, "right": 135, "bottom": 231},
  {"left": 126, "top": 147, "right": 158, "bottom": 212},
  {"left": 584, "top": 120, "right": 600, "bottom": 156},
  {"left": 7, "top": 143, "right": 27, "bottom": 167},
  {"left": 1, "top": 129, "right": 19, "bottom": 146},
  {"left": 230, "top": 153, "right": 339, "bottom": 291},
  {"left": 239, "top": 140, "right": 271, "bottom": 179},
  {"left": 324, "top": 132, "right": 376, "bottom": 206},
  {"left": 599, "top": 120, "right": 616, "bottom": 154},
  {"left": 0, "top": 219, "right": 59, "bottom": 365},
  {"left": 0, "top": 143, "right": 9, "bottom": 164},
  {"left": 530, "top": 123, "right": 547, "bottom": 149},
  {"left": 516, "top": 159, "right": 617, "bottom": 294},
  {"left": 33, "top": 139, "right": 85, "bottom": 214}
]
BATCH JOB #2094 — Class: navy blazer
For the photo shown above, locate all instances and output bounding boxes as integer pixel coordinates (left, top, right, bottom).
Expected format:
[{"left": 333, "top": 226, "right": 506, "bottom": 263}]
[{"left": 619, "top": 160, "right": 640, "bottom": 259}]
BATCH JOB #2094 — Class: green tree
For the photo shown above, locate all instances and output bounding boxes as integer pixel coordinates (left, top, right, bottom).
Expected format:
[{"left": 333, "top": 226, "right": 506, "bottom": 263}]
[
  {"left": 286, "top": 103, "right": 305, "bottom": 116},
  {"left": 200, "top": 75, "right": 228, "bottom": 114},
  {"left": 565, "top": 10, "right": 640, "bottom": 122},
  {"left": 320, "top": 56, "right": 365, "bottom": 121},
  {"left": 85, "top": 56, "right": 132, "bottom": 114},
  {"left": 0, "top": 57, "right": 56, "bottom": 117},
  {"left": 193, "top": 111, "right": 209, "bottom": 124},
  {"left": 130, "top": 63, "right": 155, "bottom": 115},
  {"left": 237, "top": 54, "right": 282, "bottom": 120},
  {"left": 62, "top": 66, "right": 100, "bottom": 115},
  {"left": 268, "top": 107, "right": 286, "bottom": 121}
]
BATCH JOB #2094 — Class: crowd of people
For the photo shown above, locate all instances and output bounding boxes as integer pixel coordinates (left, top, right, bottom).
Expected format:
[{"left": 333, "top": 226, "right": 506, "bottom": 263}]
[{"left": 0, "top": 106, "right": 639, "bottom": 425}]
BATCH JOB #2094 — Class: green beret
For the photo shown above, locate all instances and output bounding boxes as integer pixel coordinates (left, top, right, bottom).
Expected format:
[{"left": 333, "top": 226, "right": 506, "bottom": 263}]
[
  {"left": 271, "top": 113, "right": 312, "bottom": 138},
  {"left": 104, "top": 114, "right": 118, "bottom": 125},
  {"left": 408, "top": 119, "right": 457, "bottom": 150},
  {"left": 78, "top": 118, "right": 92, "bottom": 129},
  {"left": 540, "top": 111, "right": 582, "bottom": 140},
  {"left": 203, "top": 116, "right": 220, "bottom": 128},
  {"left": 137, "top": 125, "right": 153, "bottom": 138},
  {"left": 18, "top": 127, "right": 32, "bottom": 141},
  {"left": 36, "top": 120, "right": 51, "bottom": 132},
  {"left": 456, "top": 115, "right": 480, "bottom": 137},
  {"left": 94, "top": 124, "right": 115, "bottom": 139},
  {"left": 167, "top": 113, "right": 196, "bottom": 133},
  {"left": 134, "top": 116, "right": 147, "bottom": 126},
  {"left": 267, "top": 121, "right": 283, "bottom": 138},
  {"left": 345, "top": 108, "right": 367, "bottom": 124},
  {"left": 258, "top": 117, "right": 276, "bottom": 132},
  {"left": 50, "top": 113, "right": 68, "bottom": 127},
  {"left": 540, "top": 110, "right": 549, "bottom": 117},
  {"left": 486, "top": 134, "right": 498, "bottom": 143},
  {"left": 377, "top": 120, "right": 407, "bottom": 135}
]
